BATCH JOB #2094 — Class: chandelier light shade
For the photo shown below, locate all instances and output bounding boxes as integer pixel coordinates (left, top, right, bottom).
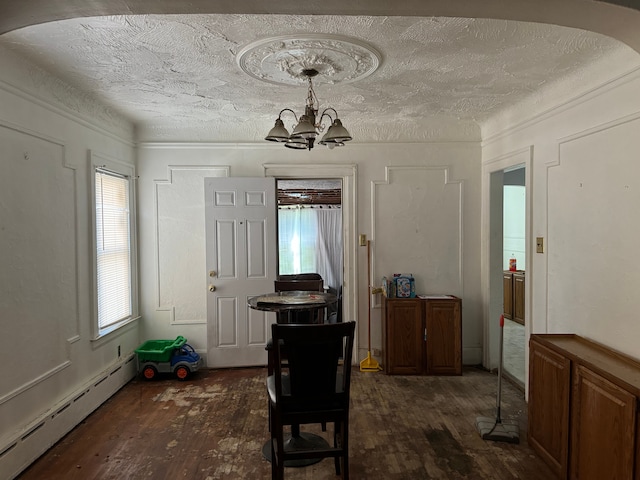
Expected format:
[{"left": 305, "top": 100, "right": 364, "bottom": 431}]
[
  {"left": 290, "top": 115, "right": 317, "bottom": 139},
  {"left": 265, "top": 69, "right": 352, "bottom": 151},
  {"left": 265, "top": 118, "right": 290, "bottom": 142},
  {"left": 284, "top": 137, "right": 309, "bottom": 150},
  {"left": 319, "top": 119, "right": 352, "bottom": 146}
]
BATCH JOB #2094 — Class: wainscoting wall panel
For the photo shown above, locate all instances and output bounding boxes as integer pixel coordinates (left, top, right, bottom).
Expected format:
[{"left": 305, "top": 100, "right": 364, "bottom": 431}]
[
  {"left": 0, "top": 123, "right": 77, "bottom": 403},
  {"left": 372, "top": 165, "right": 463, "bottom": 307},
  {"left": 154, "top": 165, "right": 229, "bottom": 325},
  {"left": 548, "top": 115, "right": 640, "bottom": 353}
]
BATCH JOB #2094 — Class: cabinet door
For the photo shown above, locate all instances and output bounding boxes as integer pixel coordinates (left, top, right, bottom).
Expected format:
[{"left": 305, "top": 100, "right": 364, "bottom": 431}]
[
  {"left": 570, "top": 365, "right": 636, "bottom": 480},
  {"left": 503, "top": 272, "right": 513, "bottom": 319},
  {"left": 528, "top": 338, "right": 571, "bottom": 479},
  {"left": 425, "top": 298, "right": 461, "bottom": 375},
  {"left": 513, "top": 272, "right": 525, "bottom": 325},
  {"left": 385, "top": 299, "right": 423, "bottom": 375}
]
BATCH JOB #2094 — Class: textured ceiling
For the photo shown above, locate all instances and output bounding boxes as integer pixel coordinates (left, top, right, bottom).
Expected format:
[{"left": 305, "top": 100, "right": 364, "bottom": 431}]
[{"left": 0, "top": 14, "right": 637, "bottom": 142}]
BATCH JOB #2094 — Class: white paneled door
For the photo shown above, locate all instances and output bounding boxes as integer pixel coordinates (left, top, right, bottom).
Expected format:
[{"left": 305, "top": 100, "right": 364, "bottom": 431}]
[{"left": 205, "top": 177, "right": 277, "bottom": 368}]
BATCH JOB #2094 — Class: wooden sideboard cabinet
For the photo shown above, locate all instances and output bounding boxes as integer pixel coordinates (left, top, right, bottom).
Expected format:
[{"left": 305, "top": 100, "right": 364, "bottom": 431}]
[
  {"left": 529, "top": 334, "right": 640, "bottom": 479},
  {"left": 503, "top": 271, "right": 525, "bottom": 325},
  {"left": 382, "top": 296, "right": 462, "bottom": 376},
  {"left": 528, "top": 337, "right": 571, "bottom": 478}
]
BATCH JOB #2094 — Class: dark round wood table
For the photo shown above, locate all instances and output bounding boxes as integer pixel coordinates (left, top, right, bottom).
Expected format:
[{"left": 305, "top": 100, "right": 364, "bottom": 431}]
[{"left": 248, "top": 290, "right": 337, "bottom": 324}]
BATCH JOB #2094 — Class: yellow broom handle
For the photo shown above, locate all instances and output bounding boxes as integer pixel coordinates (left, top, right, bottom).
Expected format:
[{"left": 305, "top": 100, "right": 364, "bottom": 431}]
[{"left": 367, "top": 240, "right": 372, "bottom": 351}]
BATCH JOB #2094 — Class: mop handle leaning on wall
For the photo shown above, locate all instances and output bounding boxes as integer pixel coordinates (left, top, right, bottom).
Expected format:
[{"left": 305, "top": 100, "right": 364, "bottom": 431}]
[
  {"left": 367, "top": 240, "right": 371, "bottom": 350},
  {"left": 359, "top": 239, "right": 381, "bottom": 372},
  {"left": 496, "top": 314, "right": 505, "bottom": 422}
]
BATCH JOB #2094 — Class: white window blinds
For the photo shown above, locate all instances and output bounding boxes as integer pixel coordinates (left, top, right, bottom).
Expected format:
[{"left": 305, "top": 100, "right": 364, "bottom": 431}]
[{"left": 95, "top": 169, "right": 132, "bottom": 329}]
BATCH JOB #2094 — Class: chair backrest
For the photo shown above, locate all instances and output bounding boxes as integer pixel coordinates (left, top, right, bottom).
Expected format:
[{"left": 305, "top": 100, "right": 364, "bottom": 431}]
[
  {"left": 271, "top": 322, "right": 355, "bottom": 410},
  {"left": 274, "top": 279, "right": 324, "bottom": 292},
  {"left": 277, "top": 273, "right": 323, "bottom": 282}
]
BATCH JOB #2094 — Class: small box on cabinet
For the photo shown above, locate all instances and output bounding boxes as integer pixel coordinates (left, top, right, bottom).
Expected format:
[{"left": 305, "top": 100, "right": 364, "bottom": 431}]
[{"left": 394, "top": 273, "right": 415, "bottom": 298}]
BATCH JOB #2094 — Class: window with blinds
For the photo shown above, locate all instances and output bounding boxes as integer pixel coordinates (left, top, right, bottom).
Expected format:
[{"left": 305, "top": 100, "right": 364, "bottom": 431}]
[{"left": 95, "top": 169, "right": 132, "bottom": 330}]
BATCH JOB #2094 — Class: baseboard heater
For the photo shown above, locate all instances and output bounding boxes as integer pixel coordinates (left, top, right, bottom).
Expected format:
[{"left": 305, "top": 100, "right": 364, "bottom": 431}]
[{"left": 0, "top": 354, "right": 137, "bottom": 480}]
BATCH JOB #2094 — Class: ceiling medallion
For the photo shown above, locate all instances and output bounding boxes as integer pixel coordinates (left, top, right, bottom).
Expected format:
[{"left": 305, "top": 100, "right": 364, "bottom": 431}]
[
  {"left": 238, "top": 34, "right": 381, "bottom": 151},
  {"left": 236, "top": 34, "right": 382, "bottom": 86}
]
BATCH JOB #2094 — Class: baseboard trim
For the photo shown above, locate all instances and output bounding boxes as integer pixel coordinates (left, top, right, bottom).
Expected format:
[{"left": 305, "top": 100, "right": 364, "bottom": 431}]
[
  {"left": 0, "top": 355, "right": 137, "bottom": 480},
  {"left": 463, "top": 346, "right": 482, "bottom": 366}
]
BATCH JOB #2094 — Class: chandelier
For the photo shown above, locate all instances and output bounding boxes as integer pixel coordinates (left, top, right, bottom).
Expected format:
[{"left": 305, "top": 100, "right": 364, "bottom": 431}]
[{"left": 265, "top": 69, "right": 352, "bottom": 151}]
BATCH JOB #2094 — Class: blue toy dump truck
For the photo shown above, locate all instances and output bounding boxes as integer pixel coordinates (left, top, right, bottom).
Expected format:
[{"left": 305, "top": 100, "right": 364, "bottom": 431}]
[{"left": 135, "top": 336, "right": 203, "bottom": 380}]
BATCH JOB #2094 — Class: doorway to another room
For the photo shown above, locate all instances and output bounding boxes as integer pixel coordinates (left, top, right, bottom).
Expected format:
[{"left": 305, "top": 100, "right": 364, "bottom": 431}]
[
  {"left": 486, "top": 161, "right": 528, "bottom": 392},
  {"left": 276, "top": 179, "right": 343, "bottom": 323},
  {"left": 502, "top": 167, "right": 526, "bottom": 388}
]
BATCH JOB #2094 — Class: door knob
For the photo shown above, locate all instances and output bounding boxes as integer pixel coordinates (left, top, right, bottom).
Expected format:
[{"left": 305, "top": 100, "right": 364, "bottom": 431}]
[{"left": 208, "top": 285, "right": 216, "bottom": 292}]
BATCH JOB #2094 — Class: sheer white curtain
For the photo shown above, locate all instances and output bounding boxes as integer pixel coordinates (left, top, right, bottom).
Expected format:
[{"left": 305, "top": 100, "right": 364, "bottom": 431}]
[
  {"left": 277, "top": 206, "right": 343, "bottom": 290},
  {"left": 316, "top": 208, "right": 342, "bottom": 290}
]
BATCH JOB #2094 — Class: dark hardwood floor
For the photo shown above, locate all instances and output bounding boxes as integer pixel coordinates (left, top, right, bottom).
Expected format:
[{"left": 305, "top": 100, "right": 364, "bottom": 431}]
[{"left": 17, "top": 366, "right": 553, "bottom": 479}]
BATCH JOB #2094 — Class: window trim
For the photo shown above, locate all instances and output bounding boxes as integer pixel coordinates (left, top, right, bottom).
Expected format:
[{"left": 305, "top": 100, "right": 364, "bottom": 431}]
[{"left": 89, "top": 151, "right": 139, "bottom": 340}]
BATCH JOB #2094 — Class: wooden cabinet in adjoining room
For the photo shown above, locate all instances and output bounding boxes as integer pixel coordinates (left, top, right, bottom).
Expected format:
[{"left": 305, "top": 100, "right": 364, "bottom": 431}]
[
  {"left": 529, "top": 334, "right": 640, "bottom": 480},
  {"left": 503, "top": 270, "right": 525, "bottom": 325},
  {"left": 513, "top": 272, "right": 525, "bottom": 324},
  {"left": 382, "top": 295, "right": 462, "bottom": 376},
  {"left": 503, "top": 272, "right": 514, "bottom": 319}
]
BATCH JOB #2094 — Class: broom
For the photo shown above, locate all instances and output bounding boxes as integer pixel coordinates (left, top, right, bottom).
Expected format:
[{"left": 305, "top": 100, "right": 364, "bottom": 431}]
[
  {"left": 360, "top": 240, "right": 382, "bottom": 372},
  {"left": 475, "top": 314, "right": 520, "bottom": 443}
]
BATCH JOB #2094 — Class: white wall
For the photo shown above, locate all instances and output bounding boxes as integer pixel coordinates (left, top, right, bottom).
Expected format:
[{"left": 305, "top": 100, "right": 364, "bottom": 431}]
[
  {"left": 483, "top": 65, "right": 640, "bottom": 371},
  {"left": 136, "top": 142, "right": 484, "bottom": 368},
  {"left": 0, "top": 49, "right": 139, "bottom": 479}
]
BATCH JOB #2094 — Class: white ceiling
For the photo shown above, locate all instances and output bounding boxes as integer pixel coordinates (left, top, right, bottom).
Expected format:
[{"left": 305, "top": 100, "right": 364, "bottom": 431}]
[{"left": 0, "top": 14, "right": 637, "bottom": 142}]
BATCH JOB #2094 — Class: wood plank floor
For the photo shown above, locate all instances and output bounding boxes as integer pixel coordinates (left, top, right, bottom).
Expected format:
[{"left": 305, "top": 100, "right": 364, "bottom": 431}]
[{"left": 17, "top": 366, "right": 553, "bottom": 479}]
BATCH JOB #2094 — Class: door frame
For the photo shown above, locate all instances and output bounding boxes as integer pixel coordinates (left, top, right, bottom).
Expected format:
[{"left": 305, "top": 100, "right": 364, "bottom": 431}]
[
  {"left": 264, "top": 163, "right": 358, "bottom": 362},
  {"left": 481, "top": 145, "right": 534, "bottom": 392},
  {"left": 481, "top": 148, "right": 532, "bottom": 387}
]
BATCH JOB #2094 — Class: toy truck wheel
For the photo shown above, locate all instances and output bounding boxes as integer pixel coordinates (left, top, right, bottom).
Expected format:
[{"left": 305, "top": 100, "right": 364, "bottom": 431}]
[
  {"left": 142, "top": 365, "right": 157, "bottom": 380},
  {"left": 175, "top": 365, "right": 190, "bottom": 380}
]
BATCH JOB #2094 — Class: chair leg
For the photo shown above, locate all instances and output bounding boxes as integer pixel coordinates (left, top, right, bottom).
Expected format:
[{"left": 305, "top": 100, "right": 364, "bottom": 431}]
[
  {"left": 270, "top": 439, "right": 277, "bottom": 480},
  {"left": 342, "top": 418, "right": 349, "bottom": 480},
  {"left": 266, "top": 342, "right": 274, "bottom": 433},
  {"left": 334, "top": 421, "right": 341, "bottom": 475},
  {"left": 333, "top": 420, "right": 349, "bottom": 479},
  {"left": 270, "top": 404, "right": 285, "bottom": 480}
]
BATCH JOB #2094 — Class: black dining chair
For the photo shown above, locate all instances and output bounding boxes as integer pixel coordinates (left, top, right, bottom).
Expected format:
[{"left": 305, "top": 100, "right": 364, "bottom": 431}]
[
  {"left": 274, "top": 278, "right": 325, "bottom": 324},
  {"left": 277, "top": 273, "right": 323, "bottom": 282},
  {"left": 267, "top": 321, "right": 355, "bottom": 479},
  {"left": 274, "top": 279, "right": 324, "bottom": 292}
]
